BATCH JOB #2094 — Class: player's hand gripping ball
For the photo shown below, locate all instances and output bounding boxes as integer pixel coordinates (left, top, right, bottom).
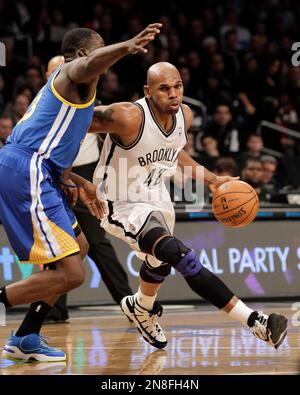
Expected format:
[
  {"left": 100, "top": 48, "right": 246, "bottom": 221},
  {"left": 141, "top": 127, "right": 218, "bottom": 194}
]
[{"left": 212, "top": 180, "right": 259, "bottom": 228}]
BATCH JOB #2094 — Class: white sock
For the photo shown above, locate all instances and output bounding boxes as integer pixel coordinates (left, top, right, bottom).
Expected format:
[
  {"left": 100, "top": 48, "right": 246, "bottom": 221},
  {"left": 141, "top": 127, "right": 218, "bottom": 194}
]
[
  {"left": 228, "top": 300, "right": 254, "bottom": 327},
  {"left": 134, "top": 287, "right": 157, "bottom": 310}
]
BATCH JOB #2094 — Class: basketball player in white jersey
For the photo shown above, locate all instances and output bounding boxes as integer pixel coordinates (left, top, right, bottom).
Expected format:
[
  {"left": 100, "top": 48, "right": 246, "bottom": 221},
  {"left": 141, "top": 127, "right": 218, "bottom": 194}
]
[{"left": 88, "top": 62, "right": 287, "bottom": 350}]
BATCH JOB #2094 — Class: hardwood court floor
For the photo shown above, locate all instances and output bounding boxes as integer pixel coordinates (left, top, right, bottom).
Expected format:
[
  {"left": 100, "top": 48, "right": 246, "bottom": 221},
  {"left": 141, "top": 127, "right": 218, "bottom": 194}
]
[{"left": 0, "top": 303, "right": 299, "bottom": 375}]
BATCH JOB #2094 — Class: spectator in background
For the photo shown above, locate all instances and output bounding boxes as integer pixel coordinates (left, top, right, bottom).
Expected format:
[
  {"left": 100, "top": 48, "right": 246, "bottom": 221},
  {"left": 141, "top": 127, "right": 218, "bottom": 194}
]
[
  {"left": 179, "top": 66, "right": 199, "bottom": 98},
  {"left": 221, "top": 30, "right": 243, "bottom": 88},
  {"left": 241, "top": 157, "right": 262, "bottom": 187},
  {"left": 50, "top": 9, "right": 77, "bottom": 49},
  {"left": 214, "top": 157, "right": 239, "bottom": 177},
  {"left": 241, "top": 157, "right": 271, "bottom": 201},
  {"left": 186, "top": 51, "right": 202, "bottom": 87},
  {"left": 220, "top": 7, "right": 251, "bottom": 50},
  {"left": 202, "top": 36, "right": 219, "bottom": 68},
  {"left": 261, "top": 155, "right": 279, "bottom": 190},
  {"left": 238, "top": 133, "right": 263, "bottom": 168},
  {"left": 210, "top": 53, "right": 232, "bottom": 92},
  {"left": 98, "top": 70, "right": 125, "bottom": 104},
  {"left": 13, "top": 65, "right": 44, "bottom": 98},
  {"left": 199, "top": 74, "right": 232, "bottom": 114},
  {"left": 261, "top": 155, "right": 286, "bottom": 202},
  {"left": 184, "top": 131, "right": 201, "bottom": 162},
  {"left": 198, "top": 133, "right": 219, "bottom": 171},
  {"left": 0, "top": 74, "right": 6, "bottom": 109},
  {"left": 238, "top": 56, "right": 260, "bottom": 117},
  {"left": 276, "top": 92, "right": 298, "bottom": 126},
  {"left": 188, "top": 19, "right": 205, "bottom": 50},
  {"left": 6, "top": 93, "right": 29, "bottom": 125},
  {"left": 259, "top": 58, "right": 284, "bottom": 129},
  {"left": 84, "top": 2, "right": 104, "bottom": 31},
  {"left": 0, "top": 114, "right": 13, "bottom": 145},
  {"left": 16, "top": 85, "right": 33, "bottom": 102},
  {"left": 205, "top": 104, "right": 239, "bottom": 155}
]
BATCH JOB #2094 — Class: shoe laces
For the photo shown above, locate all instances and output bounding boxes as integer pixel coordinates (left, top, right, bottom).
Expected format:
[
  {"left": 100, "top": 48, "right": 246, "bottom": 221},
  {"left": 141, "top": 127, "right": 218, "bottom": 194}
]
[
  {"left": 256, "top": 312, "right": 268, "bottom": 326},
  {"left": 38, "top": 335, "right": 60, "bottom": 351},
  {"left": 149, "top": 302, "right": 163, "bottom": 318},
  {"left": 252, "top": 312, "right": 269, "bottom": 341},
  {"left": 134, "top": 300, "right": 163, "bottom": 334}
]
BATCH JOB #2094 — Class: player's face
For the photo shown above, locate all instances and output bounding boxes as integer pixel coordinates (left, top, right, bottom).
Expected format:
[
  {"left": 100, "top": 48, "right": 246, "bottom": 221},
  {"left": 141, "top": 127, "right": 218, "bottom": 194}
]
[{"left": 150, "top": 78, "right": 184, "bottom": 114}]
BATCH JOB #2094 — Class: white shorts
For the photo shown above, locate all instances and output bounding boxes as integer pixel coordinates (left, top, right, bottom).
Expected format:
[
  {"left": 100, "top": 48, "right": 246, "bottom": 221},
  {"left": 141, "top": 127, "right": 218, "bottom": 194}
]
[{"left": 101, "top": 200, "right": 175, "bottom": 267}]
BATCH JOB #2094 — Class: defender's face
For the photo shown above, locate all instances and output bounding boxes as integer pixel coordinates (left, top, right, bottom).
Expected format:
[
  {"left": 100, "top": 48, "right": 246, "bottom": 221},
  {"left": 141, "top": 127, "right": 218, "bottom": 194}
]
[{"left": 149, "top": 78, "right": 184, "bottom": 114}]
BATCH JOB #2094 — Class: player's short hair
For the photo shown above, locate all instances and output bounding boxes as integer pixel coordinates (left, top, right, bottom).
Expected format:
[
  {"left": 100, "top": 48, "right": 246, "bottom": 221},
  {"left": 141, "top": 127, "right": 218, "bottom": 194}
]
[{"left": 61, "top": 28, "right": 100, "bottom": 59}]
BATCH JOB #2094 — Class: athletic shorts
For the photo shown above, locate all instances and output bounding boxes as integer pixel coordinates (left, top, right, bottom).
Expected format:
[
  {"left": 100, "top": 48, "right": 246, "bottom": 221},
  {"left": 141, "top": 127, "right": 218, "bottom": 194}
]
[
  {"left": 101, "top": 199, "right": 175, "bottom": 267},
  {"left": 0, "top": 144, "right": 80, "bottom": 264}
]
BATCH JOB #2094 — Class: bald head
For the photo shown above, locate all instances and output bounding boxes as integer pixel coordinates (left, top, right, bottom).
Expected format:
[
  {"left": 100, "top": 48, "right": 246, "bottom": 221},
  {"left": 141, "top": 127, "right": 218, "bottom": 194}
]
[
  {"left": 144, "top": 62, "right": 183, "bottom": 115},
  {"left": 46, "top": 56, "right": 65, "bottom": 80},
  {"left": 147, "top": 62, "right": 181, "bottom": 85}
]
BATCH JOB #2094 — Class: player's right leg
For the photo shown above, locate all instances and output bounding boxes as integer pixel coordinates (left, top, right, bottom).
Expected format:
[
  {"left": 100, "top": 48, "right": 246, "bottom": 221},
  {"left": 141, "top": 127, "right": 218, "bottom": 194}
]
[
  {"left": 1, "top": 253, "right": 85, "bottom": 362},
  {"left": 2, "top": 231, "right": 89, "bottom": 362},
  {"left": 120, "top": 213, "right": 172, "bottom": 348},
  {"left": 0, "top": 145, "right": 86, "bottom": 361}
]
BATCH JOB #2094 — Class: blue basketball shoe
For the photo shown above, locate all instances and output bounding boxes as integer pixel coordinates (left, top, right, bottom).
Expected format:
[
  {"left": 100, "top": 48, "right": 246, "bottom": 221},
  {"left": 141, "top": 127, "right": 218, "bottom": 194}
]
[{"left": 1, "top": 333, "right": 66, "bottom": 362}]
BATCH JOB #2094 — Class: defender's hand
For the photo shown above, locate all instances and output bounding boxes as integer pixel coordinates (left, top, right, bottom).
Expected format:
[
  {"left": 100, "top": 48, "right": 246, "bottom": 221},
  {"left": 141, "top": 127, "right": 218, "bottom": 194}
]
[
  {"left": 127, "top": 23, "right": 162, "bottom": 54},
  {"left": 60, "top": 179, "right": 78, "bottom": 206},
  {"left": 78, "top": 182, "right": 108, "bottom": 220},
  {"left": 209, "top": 176, "right": 240, "bottom": 193}
]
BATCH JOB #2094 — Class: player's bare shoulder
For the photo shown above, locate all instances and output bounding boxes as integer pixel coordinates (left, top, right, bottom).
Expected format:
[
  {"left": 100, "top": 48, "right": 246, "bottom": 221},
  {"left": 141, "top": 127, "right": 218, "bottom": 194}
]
[
  {"left": 93, "top": 101, "right": 142, "bottom": 136},
  {"left": 181, "top": 103, "right": 193, "bottom": 129}
]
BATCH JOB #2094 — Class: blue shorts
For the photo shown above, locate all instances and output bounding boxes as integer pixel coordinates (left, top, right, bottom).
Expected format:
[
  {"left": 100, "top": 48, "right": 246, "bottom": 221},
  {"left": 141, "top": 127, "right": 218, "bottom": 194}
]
[{"left": 0, "top": 144, "right": 80, "bottom": 264}]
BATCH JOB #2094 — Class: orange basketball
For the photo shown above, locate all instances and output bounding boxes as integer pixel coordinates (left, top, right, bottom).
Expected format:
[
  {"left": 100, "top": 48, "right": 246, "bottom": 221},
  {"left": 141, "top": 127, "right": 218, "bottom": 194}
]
[{"left": 212, "top": 180, "right": 259, "bottom": 228}]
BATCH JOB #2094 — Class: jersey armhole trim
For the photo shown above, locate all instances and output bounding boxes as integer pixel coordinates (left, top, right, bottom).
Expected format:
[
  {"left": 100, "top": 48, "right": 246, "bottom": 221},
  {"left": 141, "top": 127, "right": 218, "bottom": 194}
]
[
  {"left": 51, "top": 67, "right": 96, "bottom": 109},
  {"left": 180, "top": 105, "right": 188, "bottom": 142},
  {"left": 110, "top": 102, "right": 145, "bottom": 150}
]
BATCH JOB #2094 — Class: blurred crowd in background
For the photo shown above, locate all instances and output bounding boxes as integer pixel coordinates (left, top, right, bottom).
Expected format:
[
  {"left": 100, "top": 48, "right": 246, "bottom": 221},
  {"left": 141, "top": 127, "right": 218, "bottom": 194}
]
[{"left": 1, "top": 0, "right": 300, "bottom": 204}]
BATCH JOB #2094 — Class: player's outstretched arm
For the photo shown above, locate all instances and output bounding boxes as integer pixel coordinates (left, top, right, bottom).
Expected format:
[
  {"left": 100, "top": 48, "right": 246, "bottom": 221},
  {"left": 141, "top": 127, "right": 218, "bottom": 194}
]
[{"left": 66, "top": 23, "right": 161, "bottom": 84}]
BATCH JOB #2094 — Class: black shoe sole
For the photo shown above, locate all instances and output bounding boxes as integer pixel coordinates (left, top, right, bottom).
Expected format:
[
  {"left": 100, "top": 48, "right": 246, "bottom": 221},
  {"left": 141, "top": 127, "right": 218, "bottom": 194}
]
[{"left": 267, "top": 313, "right": 288, "bottom": 349}]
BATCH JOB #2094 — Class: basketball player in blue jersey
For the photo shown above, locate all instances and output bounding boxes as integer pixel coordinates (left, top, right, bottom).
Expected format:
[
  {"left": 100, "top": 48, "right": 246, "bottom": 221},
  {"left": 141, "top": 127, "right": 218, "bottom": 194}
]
[
  {"left": 0, "top": 24, "right": 162, "bottom": 362},
  {"left": 82, "top": 62, "right": 288, "bottom": 350}
]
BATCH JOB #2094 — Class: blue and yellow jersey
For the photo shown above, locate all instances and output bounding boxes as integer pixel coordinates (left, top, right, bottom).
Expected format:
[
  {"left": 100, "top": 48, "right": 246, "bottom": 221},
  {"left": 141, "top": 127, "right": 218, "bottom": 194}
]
[{"left": 7, "top": 64, "right": 95, "bottom": 174}]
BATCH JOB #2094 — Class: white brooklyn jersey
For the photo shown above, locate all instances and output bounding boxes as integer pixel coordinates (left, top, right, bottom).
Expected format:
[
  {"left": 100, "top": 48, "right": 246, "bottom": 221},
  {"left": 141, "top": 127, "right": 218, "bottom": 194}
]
[{"left": 94, "top": 97, "right": 188, "bottom": 202}]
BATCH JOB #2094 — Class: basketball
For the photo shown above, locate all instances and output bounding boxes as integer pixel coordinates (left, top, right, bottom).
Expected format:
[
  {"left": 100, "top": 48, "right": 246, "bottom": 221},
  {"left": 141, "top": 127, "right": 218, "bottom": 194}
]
[{"left": 212, "top": 180, "right": 259, "bottom": 228}]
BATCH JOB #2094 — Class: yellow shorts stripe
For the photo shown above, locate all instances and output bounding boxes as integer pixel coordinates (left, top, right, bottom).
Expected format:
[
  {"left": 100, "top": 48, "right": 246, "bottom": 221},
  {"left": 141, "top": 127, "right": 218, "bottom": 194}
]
[{"left": 21, "top": 248, "right": 80, "bottom": 265}]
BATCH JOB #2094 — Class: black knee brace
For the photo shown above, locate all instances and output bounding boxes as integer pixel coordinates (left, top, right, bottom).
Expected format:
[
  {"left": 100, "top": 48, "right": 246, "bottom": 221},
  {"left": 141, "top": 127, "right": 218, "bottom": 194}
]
[
  {"left": 138, "top": 227, "right": 169, "bottom": 254},
  {"left": 154, "top": 236, "right": 197, "bottom": 270},
  {"left": 185, "top": 266, "right": 234, "bottom": 309},
  {"left": 138, "top": 212, "right": 171, "bottom": 254},
  {"left": 140, "top": 261, "right": 172, "bottom": 284},
  {"left": 154, "top": 236, "right": 234, "bottom": 309}
]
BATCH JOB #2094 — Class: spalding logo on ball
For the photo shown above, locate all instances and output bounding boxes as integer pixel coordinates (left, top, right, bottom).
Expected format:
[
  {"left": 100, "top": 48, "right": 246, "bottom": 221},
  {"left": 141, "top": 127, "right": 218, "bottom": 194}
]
[{"left": 212, "top": 180, "right": 259, "bottom": 228}]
